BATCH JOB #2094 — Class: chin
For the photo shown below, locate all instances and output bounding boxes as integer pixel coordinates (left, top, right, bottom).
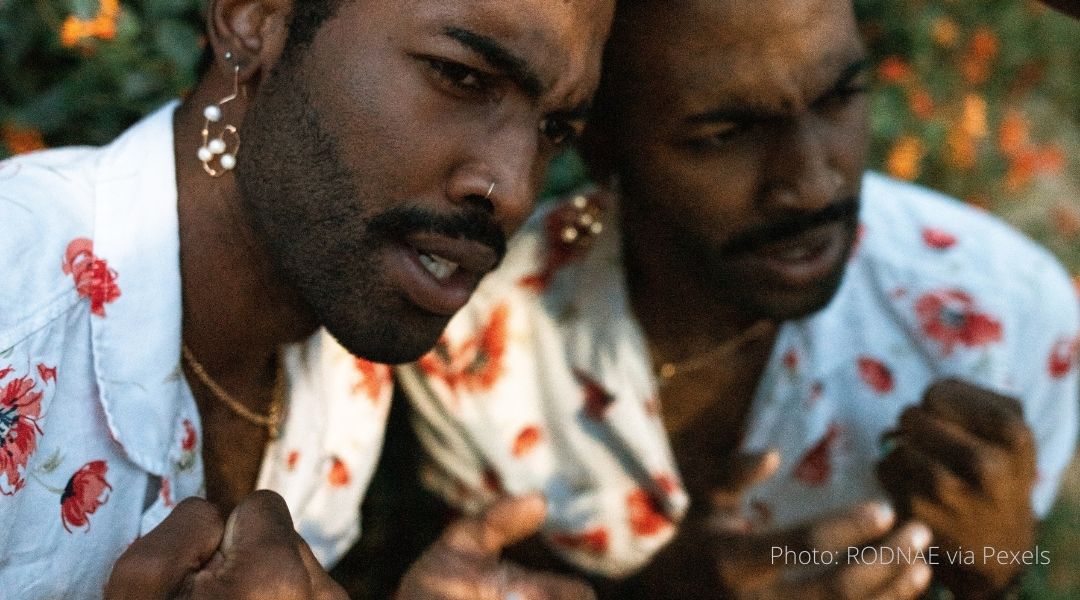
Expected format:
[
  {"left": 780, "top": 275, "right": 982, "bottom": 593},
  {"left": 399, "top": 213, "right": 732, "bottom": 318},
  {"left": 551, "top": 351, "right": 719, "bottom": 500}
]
[
  {"left": 325, "top": 310, "right": 449, "bottom": 365},
  {"left": 751, "top": 269, "right": 849, "bottom": 322}
]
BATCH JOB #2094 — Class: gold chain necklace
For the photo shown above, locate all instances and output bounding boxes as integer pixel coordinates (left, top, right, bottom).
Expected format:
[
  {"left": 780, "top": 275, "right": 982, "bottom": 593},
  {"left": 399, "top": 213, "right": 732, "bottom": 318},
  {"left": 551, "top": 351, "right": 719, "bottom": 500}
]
[
  {"left": 655, "top": 320, "right": 775, "bottom": 383},
  {"left": 181, "top": 344, "right": 286, "bottom": 439}
]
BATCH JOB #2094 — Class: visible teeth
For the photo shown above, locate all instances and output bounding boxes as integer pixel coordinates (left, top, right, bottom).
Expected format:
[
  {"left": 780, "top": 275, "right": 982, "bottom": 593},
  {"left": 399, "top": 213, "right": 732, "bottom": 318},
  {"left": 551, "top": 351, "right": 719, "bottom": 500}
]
[{"left": 419, "top": 253, "right": 460, "bottom": 281}]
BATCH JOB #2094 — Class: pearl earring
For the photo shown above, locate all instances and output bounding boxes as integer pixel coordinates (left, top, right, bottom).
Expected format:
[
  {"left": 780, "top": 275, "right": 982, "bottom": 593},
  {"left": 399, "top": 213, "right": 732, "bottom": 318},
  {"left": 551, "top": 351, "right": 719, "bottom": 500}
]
[
  {"left": 198, "top": 59, "right": 241, "bottom": 177},
  {"left": 559, "top": 193, "right": 604, "bottom": 244}
]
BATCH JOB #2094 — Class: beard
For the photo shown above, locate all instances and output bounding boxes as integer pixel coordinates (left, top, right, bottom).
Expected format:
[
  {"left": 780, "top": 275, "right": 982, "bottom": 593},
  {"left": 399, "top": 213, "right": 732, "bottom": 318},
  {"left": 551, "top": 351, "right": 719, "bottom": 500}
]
[{"left": 234, "top": 55, "right": 504, "bottom": 364}]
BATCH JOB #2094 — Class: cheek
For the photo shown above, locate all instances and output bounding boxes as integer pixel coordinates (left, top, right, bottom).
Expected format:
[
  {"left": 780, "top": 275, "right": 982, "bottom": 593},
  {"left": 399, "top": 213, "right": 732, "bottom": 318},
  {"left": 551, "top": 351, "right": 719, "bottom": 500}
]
[
  {"left": 626, "top": 146, "right": 755, "bottom": 237},
  {"left": 827, "top": 100, "right": 871, "bottom": 172}
]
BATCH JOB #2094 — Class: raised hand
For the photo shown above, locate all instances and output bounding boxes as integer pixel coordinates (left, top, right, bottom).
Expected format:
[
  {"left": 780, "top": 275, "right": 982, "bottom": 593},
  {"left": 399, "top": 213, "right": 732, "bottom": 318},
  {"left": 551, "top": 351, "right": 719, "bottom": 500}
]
[
  {"left": 878, "top": 379, "right": 1038, "bottom": 596},
  {"left": 396, "top": 494, "right": 596, "bottom": 600},
  {"left": 105, "top": 490, "right": 347, "bottom": 600}
]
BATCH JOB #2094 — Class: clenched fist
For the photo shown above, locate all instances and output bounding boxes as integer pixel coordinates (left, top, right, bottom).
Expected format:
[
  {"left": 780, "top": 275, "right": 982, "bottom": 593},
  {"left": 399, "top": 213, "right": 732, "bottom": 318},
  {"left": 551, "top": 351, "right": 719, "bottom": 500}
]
[{"left": 105, "top": 490, "right": 347, "bottom": 600}]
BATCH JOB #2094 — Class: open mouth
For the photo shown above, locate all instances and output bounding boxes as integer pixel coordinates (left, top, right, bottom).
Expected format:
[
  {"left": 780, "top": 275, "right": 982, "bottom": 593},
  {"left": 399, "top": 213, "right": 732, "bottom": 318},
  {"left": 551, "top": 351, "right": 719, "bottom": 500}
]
[
  {"left": 747, "top": 221, "right": 850, "bottom": 287},
  {"left": 418, "top": 252, "right": 460, "bottom": 282},
  {"left": 387, "top": 231, "right": 501, "bottom": 317}
]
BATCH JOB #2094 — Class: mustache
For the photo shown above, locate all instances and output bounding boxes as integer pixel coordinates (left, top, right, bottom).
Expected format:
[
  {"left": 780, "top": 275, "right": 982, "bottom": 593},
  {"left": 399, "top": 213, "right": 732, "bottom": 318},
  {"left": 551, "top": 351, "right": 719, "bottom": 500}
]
[
  {"left": 367, "top": 205, "right": 508, "bottom": 260},
  {"left": 720, "top": 197, "right": 860, "bottom": 256}
]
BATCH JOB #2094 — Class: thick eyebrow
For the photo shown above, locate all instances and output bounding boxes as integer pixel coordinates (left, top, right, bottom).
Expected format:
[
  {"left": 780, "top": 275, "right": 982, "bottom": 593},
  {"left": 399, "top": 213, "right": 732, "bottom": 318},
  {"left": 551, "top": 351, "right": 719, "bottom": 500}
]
[
  {"left": 441, "top": 26, "right": 545, "bottom": 100},
  {"left": 683, "top": 57, "right": 872, "bottom": 126}
]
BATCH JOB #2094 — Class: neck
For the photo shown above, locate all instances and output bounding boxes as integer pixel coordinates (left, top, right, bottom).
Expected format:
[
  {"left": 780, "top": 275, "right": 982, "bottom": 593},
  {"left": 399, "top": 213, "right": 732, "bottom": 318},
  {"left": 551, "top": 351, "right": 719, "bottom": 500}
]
[
  {"left": 620, "top": 201, "right": 769, "bottom": 363},
  {"left": 173, "top": 74, "right": 319, "bottom": 383}
]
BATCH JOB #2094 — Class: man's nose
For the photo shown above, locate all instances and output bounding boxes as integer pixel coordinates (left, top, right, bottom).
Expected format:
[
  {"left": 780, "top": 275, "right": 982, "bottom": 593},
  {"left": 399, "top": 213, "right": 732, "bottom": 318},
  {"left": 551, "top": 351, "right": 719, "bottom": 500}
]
[
  {"left": 447, "top": 125, "right": 539, "bottom": 235},
  {"left": 761, "top": 116, "right": 844, "bottom": 213}
]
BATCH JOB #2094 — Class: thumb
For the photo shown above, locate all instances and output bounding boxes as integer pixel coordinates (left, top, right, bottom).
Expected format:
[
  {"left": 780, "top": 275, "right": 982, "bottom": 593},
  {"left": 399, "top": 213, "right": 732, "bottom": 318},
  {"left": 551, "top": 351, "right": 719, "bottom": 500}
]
[
  {"left": 439, "top": 493, "right": 547, "bottom": 557},
  {"left": 712, "top": 449, "right": 781, "bottom": 512},
  {"left": 219, "top": 490, "right": 299, "bottom": 554}
]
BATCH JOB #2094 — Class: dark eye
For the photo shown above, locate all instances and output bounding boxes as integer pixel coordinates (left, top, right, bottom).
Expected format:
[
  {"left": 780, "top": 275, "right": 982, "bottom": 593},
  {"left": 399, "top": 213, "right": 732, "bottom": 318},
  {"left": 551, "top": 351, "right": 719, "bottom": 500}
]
[
  {"left": 686, "top": 122, "right": 742, "bottom": 150},
  {"left": 539, "top": 117, "right": 583, "bottom": 147},
  {"left": 424, "top": 58, "right": 490, "bottom": 94},
  {"left": 816, "top": 84, "right": 869, "bottom": 112}
]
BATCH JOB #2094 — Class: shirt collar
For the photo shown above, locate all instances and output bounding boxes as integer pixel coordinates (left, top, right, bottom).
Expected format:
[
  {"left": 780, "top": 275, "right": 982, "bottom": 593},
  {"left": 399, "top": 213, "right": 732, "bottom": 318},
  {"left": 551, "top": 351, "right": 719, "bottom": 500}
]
[{"left": 90, "top": 101, "right": 186, "bottom": 476}]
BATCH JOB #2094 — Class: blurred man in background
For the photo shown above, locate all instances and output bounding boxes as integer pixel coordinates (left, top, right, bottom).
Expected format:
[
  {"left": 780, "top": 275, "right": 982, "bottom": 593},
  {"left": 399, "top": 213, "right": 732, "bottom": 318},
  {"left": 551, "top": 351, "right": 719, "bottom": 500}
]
[{"left": 398, "top": 0, "right": 1080, "bottom": 597}]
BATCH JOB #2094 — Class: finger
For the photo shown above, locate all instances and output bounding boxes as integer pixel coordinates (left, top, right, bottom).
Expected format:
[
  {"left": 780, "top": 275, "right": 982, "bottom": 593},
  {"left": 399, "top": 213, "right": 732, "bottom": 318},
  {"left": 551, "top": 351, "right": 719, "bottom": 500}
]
[
  {"left": 190, "top": 490, "right": 312, "bottom": 599},
  {"left": 922, "top": 379, "right": 1030, "bottom": 449},
  {"left": 828, "top": 521, "right": 932, "bottom": 599},
  {"left": 440, "top": 494, "right": 547, "bottom": 557},
  {"left": 875, "top": 447, "right": 916, "bottom": 517},
  {"left": 502, "top": 564, "right": 597, "bottom": 600},
  {"left": 104, "top": 497, "right": 224, "bottom": 599},
  {"left": 712, "top": 449, "right": 782, "bottom": 512},
  {"left": 885, "top": 441, "right": 971, "bottom": 507},
  {"left": 295, "top": 537, "right": 350, "bottom": 600},
  {"left": 898, "top": 407, "right": 987, "bottom": 487},
  {"left": 219, "top": 489, "right": 300, "bottom": 553},
  {"left": 718, "top": 501, "right": 895, "bottom": 583},
  {"left": 867, "top": 561, "right": 933, "bottom": 600},
  {"left": 779, "top": 501, "right": 896, "bottom": 555},
  {"left": 909, "top": 495, "right": 961, "bottom": 539}
]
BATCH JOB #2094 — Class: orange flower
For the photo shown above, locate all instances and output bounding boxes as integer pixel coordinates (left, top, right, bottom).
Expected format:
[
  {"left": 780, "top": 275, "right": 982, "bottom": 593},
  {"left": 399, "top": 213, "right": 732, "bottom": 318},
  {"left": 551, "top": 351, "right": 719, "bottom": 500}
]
[
  {"left": 946, "top": 126, "right": 978, "bottom": 170},
  {"left": 998, "top": 110, "right": 1030, "bottom": 156},
  {"left": 1005, "top": 146, "right": 1065, "bottom": 192},
  {"left": 961, "top": 94, "right": 988, "bottom": 139},
  {"left": 932, "top": 18, "right": 960, "bottom": 48},
  {"left": 886, "top": 136, "right": 925, "bottom": 181},
  {"left": 877, "top": 56, "right": 911, "bottom": 85},
  {"left": 2, "top": 124, "right": 46, "bottom": 155},
  {"left": 1051, "top": 204, "right": 1080, "bottom": 239},
  {"left": 970, "top": 27, "right": 999, "bottom": 61},
  {"left": 60, "top": 0, "right": 120, "bottom": 48},
  {"left": 908, "top": 89, "right": 934, "bottom": 120}
]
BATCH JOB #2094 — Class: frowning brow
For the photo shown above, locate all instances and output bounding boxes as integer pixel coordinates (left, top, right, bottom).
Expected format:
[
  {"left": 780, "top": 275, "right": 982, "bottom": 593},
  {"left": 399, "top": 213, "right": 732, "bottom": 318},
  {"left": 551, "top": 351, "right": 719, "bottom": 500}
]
[
  {"left": 684, "top": 57, "right": 873, "bottom": 125},
  {"left": 442, "top": 27, "right": 545, "bottom": 100}
]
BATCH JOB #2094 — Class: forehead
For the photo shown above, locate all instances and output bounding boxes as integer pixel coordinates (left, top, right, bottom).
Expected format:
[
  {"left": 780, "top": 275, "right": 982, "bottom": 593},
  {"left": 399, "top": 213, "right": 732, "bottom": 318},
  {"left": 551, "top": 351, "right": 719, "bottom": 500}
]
[
  {"left": 614, "top": 0, "right": 862, "bottom": 116},
  {"left": 322, "top": 0, "right": 613, "bottom": 103}
]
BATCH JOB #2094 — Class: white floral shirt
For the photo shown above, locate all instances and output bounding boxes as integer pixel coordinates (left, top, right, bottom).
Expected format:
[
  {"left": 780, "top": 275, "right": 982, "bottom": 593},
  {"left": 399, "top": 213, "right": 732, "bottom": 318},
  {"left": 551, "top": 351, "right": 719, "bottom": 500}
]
[
  {"left": 398, "top": 173, "right": 1080, "bottom": 578},
  {"left": 0, "top": 103, "right": 393, "bottom": 599}
]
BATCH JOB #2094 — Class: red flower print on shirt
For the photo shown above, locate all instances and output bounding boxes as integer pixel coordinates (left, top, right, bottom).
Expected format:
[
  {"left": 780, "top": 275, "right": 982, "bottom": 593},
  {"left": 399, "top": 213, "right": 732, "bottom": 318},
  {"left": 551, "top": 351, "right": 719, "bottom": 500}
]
[
  {"left": 782, "top": 348, "right": 799, "bottom": 371},
  {"left": 922, "top": 228, "right": 957, "bottom": 250},
  {"left": 180, "top": 419, "right": 197, "bottom": 452},
  {"left": 160, "top": 478, "right": 175, "bottom": 508},
  {"left": 36, "top": 363, "right": 57, "bottom": 384},
  {"left": 60, "top": 460, "right": 111, "bottom": 532},
  {"left": 512, "top": 426, "right": 543, "bottom": 458},
  {"left": 794, "top": 423, "right": 843, "bottom": 487},
  {"left": 574, "top": 369, "right": 615, "bottom": 420},
  {"left": 1048, "top": 337, "right": 1079, "bottom": 379},
  {"left": 62, "top": 238, "right": 120, "bottom": 317},
  {"left": 857, "top": 357, "right": 895, "bottom": 394},
  {"left": 914, "top": 289, "right": 1003, "bottom": 356},
  {"left": 286, "top": 450, "right": 300, "bottom": 471},
  {"left": 0, "top": 373, "right": 44, "bottom": 495},
  {"left": 419, "top": 303, "right": 510, "bottom": 400},
  {"left": 353, "top": 358, "right": 392, "bottom": 402},
  {"left": 627, "top": 489, "right": 671, "bottom": 536},
  {"left": 551, "top": 527, "right": 610, "bottom": 555},
  {"left": 328, "top": 457, "right": 350, "bottom": 487}
]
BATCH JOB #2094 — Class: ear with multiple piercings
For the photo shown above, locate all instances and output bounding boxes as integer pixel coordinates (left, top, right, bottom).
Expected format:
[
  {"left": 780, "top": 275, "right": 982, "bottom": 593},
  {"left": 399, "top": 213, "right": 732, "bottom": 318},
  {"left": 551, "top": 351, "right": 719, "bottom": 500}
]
[{"left": 197, "top": 51, "right": 242, "bottom": 177}]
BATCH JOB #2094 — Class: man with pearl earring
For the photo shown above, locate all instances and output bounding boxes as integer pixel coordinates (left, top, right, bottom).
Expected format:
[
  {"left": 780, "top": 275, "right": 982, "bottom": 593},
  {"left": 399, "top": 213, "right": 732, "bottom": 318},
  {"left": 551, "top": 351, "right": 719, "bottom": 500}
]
[{"left": 0, "top": 0, "right": 614, "bottom": 597}]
